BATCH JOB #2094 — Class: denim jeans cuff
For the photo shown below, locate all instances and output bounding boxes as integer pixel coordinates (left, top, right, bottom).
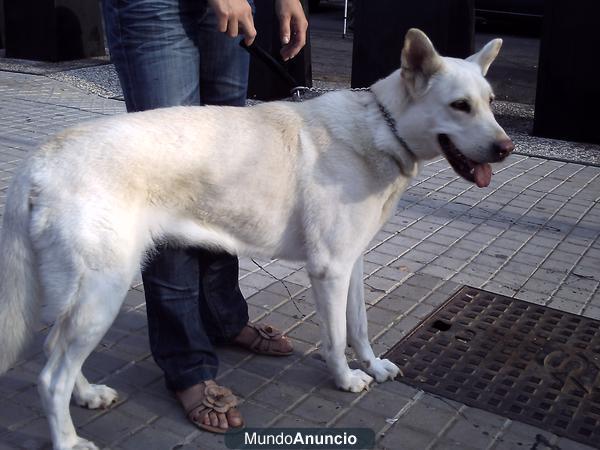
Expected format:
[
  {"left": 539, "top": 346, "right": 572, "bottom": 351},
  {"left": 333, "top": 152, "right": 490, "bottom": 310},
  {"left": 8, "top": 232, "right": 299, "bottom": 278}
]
[{"left": 165, "top": 364, "right": 219, "bottom": 391}]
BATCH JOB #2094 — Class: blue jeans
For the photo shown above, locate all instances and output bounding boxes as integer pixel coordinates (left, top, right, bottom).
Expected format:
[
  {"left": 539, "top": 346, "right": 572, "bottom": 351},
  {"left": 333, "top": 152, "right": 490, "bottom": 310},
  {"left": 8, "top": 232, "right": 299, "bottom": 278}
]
[{"left": 102, "top": 0, "right": 252, "bottom": 390}]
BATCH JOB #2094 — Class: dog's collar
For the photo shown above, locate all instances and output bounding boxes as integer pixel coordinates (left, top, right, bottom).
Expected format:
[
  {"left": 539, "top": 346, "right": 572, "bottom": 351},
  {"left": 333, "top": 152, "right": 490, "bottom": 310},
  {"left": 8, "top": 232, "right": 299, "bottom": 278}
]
[{"left": 371, "top": 93, "right": 417, "bottom": 160}]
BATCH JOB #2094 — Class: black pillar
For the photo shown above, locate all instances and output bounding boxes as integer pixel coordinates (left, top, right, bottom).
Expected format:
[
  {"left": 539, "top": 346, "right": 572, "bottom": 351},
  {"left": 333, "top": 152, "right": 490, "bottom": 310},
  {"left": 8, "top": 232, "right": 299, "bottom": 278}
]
[
  {"left": 351, "top": 0, "right": 474, "bottom": 88},
  {"left": 0, "top": 0, "right": 5, "bottom": 49},
  {"left": 247, "top": 0, "right": 312, "bottom": 100},
  {"left": 4, "top": 0, "right": 104, "bottom": 61},
  {"left": 533, "top": 0, "right": 600, "bottom": 145}
]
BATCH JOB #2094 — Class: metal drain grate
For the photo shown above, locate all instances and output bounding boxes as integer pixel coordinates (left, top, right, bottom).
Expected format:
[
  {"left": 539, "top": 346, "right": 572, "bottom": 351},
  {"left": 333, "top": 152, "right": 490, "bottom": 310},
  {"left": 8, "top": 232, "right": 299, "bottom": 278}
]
[{"left": 385, "top": 286, "right": 600, "bottom": 448}]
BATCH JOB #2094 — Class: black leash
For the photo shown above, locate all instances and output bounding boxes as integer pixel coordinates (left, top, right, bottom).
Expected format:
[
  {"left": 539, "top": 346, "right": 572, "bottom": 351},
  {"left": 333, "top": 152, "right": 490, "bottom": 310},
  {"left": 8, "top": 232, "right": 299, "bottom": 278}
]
[
  {"left": 240, "top": 40, "right": 415, "bottom": 163},
  {"left": 239, "top": 40, "right": 370, "bottom": 102},
  {"left": 239, "top": 40, "right": 303, "bottom": 101}
]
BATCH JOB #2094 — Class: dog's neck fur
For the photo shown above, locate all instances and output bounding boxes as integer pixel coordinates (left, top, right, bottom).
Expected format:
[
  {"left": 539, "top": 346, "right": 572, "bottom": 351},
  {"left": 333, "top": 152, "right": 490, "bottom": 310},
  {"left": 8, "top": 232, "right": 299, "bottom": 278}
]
[
  {"left": 372, "top": 93, "right": 417, "bottom": 159},
  {"left": 369, "top": 71, "right": 419, "bottom": 178}
]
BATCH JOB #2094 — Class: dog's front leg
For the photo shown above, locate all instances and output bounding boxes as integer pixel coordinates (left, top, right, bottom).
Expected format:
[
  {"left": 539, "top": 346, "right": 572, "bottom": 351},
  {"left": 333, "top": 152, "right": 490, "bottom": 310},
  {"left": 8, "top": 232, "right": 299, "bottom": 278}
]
[
  {"left": 310, "top": 266, "right": 373, "bottom": 392},
  {"left": 347, "top": 257, "right": 401, "bottom": 383}
]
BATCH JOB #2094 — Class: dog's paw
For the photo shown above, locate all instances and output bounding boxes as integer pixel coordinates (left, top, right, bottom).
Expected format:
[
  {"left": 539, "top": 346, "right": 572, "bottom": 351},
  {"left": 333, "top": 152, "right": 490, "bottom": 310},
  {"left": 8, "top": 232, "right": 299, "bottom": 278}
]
[
  {"left": 366, "top": 358, "right": 402, "bottom": 382},
  {"left": 74, "top": 384, "right": 118, "bottom": 409},
  {"left": 73, "top": 437, "right": 100, "bottom": 450},
  {"left": 337, "top": 369, "right": 374, "bottom": 392},
  {"left": 57, "top": 436, "right": 100, "bottom": 450}
]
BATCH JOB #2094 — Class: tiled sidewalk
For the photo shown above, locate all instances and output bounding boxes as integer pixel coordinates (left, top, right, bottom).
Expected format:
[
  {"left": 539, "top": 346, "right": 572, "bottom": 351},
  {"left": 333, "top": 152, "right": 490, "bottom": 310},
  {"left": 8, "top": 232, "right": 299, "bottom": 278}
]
[{"left": 0, "top": 72, "right": 599, "bottom": 450}]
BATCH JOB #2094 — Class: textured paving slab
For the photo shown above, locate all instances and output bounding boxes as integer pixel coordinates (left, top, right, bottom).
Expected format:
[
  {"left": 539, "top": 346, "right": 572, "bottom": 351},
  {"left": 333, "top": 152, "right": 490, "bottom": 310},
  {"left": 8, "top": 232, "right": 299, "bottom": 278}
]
[{"left": 0, "top": 71, "right": 599, "bottom": 450}]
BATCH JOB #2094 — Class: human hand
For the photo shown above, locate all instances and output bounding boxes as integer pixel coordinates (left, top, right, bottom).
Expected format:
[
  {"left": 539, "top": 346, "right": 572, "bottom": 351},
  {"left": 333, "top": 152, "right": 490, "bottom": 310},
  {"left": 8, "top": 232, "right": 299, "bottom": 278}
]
[
  {"left": 275, "top": 0, "right": 308, "bottom": 61},
  {"left": 208, "top": 0, "right": 257, "bottom": 45}
]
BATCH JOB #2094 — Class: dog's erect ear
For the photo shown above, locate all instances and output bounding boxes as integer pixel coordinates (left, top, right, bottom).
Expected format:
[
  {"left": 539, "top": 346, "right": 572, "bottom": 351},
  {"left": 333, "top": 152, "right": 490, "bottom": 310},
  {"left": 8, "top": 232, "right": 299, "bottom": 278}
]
[
  {"left": 466, "top": 39, "right": 502, "bottom": 76},
  {"left": 401, "top": 28, "right": 443, "bottom": 94}
]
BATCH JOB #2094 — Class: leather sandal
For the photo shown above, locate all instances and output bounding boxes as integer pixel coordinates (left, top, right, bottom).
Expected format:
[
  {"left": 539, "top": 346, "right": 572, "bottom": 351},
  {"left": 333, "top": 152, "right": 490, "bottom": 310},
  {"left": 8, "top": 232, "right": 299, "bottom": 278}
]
[
  {"left": 234, "top": 322, "right": 294, "bottom": 356},
  {"left": 182, "top": 381, "right": 244, "bottom": 434}
]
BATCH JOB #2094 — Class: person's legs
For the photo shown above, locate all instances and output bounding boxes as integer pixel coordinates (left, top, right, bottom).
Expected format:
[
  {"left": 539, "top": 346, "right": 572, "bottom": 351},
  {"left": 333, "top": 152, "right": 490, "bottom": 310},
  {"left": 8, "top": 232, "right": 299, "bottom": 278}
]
[
  {"left": 193, "top": 4, "right": 294, "bottom": 355},
  {"left": 102, "top": 0, "right": 247, "bottom": 431},
  {"left": 192, "top": 6, "right": 253, "bottom": 342},
  {"left": 103, "top": 0, "right": 223, "bottom": 391},
  {"left": 104, "top": 0, "right": 250, "bottom": 349},
  {"left": 102, "top": 0, "right": 289, "bottom": 431}
]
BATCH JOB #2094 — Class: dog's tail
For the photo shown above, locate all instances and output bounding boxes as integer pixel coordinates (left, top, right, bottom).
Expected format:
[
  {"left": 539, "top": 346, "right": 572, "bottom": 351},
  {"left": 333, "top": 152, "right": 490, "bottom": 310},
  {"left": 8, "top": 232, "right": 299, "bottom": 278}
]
[{"left": 0, "top": 165, "right": 39, "bottom": 375}]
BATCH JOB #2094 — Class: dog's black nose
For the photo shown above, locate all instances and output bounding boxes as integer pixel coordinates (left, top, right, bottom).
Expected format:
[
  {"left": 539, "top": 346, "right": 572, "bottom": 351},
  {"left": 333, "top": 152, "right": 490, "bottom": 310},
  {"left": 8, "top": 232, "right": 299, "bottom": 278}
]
[{"left": 493, "top": 139, "right": 515, "bottom": 159}]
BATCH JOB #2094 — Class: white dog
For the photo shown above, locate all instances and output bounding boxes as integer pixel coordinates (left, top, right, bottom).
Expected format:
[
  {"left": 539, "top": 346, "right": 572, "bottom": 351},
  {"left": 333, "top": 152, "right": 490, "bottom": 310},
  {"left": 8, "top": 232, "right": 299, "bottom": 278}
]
[{"left": 0, "top": 29, "right": 513, "bottom": 449}]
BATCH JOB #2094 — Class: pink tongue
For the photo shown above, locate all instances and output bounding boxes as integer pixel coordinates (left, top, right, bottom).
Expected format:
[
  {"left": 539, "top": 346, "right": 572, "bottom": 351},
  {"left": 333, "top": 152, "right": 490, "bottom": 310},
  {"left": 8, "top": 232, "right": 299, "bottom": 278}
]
[{"left": 474, "top": 163, "right": 492, "bottom": 188}]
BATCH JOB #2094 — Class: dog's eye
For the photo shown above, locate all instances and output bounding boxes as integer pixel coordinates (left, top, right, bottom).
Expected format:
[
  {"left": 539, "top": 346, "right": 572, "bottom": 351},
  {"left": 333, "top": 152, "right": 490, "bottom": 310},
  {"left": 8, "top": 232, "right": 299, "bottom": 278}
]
[{"left": 450, "top": 100, "right": 471, "bottom": 113}]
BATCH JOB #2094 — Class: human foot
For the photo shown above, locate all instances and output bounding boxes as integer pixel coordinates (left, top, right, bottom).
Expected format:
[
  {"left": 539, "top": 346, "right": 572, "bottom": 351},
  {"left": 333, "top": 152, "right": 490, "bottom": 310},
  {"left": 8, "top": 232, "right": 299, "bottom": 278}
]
[
  {"left": 176, "top": 380, "right": 243, "bottom": 433},
  {"left": 233, "top": 322, "right": 293, "bottom": 356}
]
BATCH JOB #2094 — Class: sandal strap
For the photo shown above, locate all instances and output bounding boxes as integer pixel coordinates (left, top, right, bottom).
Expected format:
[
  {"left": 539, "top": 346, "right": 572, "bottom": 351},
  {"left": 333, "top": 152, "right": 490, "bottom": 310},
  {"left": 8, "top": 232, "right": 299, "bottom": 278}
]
[
  {"left": 247, "top": 323, "right": 285, "bottom": 353},
  {"left": 249, "top": 322, "right": 284, "bottom": 340},
  {"left": 185, "top": 381, "right": 238, "bottom": 419}
]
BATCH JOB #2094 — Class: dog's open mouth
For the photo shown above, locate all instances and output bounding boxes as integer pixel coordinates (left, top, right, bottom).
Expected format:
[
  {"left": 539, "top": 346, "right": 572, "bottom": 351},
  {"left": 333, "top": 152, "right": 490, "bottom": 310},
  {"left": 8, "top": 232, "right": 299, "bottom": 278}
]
[{"left": 438, "top": 134, "right": 492, "bottom": 188}]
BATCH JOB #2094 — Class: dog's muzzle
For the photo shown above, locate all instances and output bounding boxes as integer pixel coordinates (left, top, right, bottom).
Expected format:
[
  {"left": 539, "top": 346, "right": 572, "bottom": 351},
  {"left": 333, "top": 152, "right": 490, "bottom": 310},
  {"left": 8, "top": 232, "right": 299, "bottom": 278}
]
[{"left": 437, "top": 134, "right": 513, "bottom": 188}]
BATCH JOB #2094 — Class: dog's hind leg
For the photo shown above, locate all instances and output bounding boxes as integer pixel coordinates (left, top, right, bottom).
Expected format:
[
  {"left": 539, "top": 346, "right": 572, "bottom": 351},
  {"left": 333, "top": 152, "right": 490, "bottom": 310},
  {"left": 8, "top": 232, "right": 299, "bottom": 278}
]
[
  {"left": 346, "top": 257, "right": 401, "bottom": 383},
  {"left": 43, "top": 326, "right": 118, "bottom": 412},
  {"left": 310, "top": 265, "right": 373, "bottom": 392},
  {"left": 39, "top": 269, "right": 130, "bottom": 450}
]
